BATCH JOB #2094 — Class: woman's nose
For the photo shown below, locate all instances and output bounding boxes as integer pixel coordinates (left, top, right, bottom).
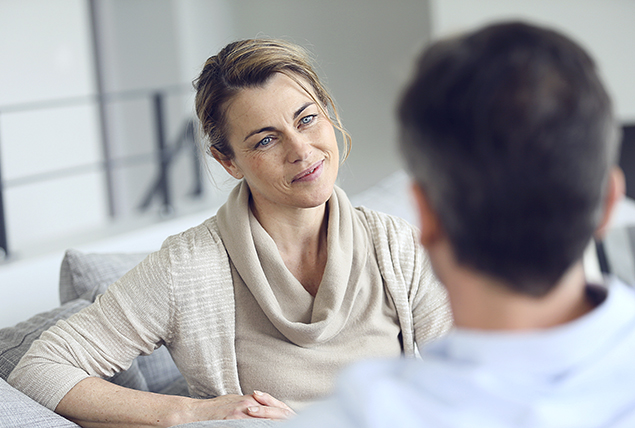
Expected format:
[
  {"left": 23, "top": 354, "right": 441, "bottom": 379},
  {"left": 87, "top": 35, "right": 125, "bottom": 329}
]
[{"left": 286, "top": 133, "right": 313, "bottom": 163}]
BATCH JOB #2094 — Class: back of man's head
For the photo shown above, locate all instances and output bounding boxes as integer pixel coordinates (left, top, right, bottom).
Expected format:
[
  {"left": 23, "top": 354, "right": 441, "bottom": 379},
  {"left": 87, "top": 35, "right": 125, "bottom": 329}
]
[{"left": 399, "top": 22, "right": 619, "bottom": 297}]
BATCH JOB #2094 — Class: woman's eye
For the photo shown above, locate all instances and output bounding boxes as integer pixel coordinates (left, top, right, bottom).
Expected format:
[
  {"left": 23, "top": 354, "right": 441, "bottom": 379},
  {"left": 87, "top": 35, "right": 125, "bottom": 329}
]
[
  {"left": 299, "top": 115, "right": 316, "bottom": 126},
  {"left": 256, "top": 136, "right": 273, "bottom": 148}
]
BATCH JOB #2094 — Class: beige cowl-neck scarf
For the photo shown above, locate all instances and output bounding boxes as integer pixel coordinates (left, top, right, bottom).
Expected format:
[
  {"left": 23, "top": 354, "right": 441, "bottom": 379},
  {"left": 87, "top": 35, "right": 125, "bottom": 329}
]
[{"left": 216, "top": 181, "right": 372, "bottom": 347}]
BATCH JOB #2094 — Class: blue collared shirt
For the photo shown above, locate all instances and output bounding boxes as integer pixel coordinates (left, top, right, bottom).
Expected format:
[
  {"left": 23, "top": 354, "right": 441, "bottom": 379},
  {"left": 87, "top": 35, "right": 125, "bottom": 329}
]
[{"left": 286, "top": 277, "right": 635, "bottom": 427}]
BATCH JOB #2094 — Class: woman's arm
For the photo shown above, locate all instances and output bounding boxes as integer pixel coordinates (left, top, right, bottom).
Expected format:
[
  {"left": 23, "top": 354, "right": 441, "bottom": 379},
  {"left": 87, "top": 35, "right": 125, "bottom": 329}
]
[
  {"left": 56, "top": 377, "right": 294, "bottom": 427},
  {"left": 8, "top": 250, "right": 177, "bottom": 410}
]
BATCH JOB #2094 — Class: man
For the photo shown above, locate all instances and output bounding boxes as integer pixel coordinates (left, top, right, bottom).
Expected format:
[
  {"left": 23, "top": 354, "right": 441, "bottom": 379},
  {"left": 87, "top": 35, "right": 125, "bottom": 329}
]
[{"left": 285, "top": 21, "right": 635, "bottom": 427}]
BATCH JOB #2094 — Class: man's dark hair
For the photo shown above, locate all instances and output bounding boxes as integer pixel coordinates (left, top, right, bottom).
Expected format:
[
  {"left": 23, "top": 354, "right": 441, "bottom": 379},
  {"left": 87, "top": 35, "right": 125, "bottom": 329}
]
[{"left": 398, "top": 22, "right": 619, "bottom": 296}]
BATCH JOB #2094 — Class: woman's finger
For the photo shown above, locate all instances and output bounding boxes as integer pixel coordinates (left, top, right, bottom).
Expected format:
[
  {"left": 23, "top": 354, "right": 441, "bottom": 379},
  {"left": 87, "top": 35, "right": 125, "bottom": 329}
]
[
  {"left": 252, "top": 390, "right": 295, "bottom": 413},
  {"left": 246, "top": 403, "right": 295, "bottom": 420}
]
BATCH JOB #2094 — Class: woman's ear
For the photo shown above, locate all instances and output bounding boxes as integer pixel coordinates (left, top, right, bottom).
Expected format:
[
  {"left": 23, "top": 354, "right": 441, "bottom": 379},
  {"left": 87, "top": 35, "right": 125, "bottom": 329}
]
[
  {"left": 595, "top": 167, "right": 626, "bottom": 239},
  {"left": 210, "top": 147, "right": 244, "bottom": 180},
  {"left": 411, "top": 182, "right": 443, "bottom": 248}
]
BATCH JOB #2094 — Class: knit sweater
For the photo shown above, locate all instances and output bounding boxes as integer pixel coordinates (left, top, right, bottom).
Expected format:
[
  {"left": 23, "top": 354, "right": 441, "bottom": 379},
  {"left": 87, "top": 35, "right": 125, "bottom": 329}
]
[{"left": 9, "top": 183, "right": 452, "bottom": 411}]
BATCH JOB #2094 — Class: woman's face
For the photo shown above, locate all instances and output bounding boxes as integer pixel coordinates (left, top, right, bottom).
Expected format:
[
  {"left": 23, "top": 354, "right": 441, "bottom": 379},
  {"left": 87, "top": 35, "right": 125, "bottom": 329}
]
[{"left": 218, "top": 73, "right": 339, "bottom": 213}]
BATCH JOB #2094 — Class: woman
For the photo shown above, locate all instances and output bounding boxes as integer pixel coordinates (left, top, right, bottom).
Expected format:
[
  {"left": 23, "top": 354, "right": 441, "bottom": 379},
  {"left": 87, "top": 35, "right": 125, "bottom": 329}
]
[{"left": 8, "top": 39, "right": 452, "bottom": 426}]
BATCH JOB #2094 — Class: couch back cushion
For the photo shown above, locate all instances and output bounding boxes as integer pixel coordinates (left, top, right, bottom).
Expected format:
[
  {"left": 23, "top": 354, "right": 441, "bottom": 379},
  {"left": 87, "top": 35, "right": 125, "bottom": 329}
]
[{"left": 59, "top": 249, "right": 148, "bottom": 304}]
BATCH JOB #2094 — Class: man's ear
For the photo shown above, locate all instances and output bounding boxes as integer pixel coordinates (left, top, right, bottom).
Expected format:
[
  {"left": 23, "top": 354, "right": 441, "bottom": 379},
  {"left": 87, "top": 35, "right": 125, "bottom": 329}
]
[
  {"left": 210, "top": 147, "right": 244, "bottom": 180},
  {"left": 411, "top": 182, "right": 443, "bottom": 248},
  {"left": 595, "top": 167, "right": 625, "bottom": 239}
]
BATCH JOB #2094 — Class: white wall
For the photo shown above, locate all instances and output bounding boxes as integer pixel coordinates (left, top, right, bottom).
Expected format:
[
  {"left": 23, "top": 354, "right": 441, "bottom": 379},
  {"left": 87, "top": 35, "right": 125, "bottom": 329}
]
[
  {"left": 0, "top": 0, "right": 106, "bottom": 327},
  {"left": 0, "top": 0, "right": 108, "bottom": 254},
  {"left": 0, "top": 0, "right": 96, "bottom": 105},
  {"left": 431, "top": 0, "right": 635, "bottom": 123}
]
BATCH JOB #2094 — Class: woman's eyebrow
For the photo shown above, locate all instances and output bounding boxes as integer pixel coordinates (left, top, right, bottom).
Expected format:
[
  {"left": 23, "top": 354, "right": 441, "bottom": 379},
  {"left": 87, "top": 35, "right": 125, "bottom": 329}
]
[
  {"left": 293, "top": 102, "right": 314, "bottom": 119},
  {"left": 242, "top": 102, "right": 315, "bottom": 142},
  {"left": 243, "top": 126, "right": 275, "bottom": 142}
]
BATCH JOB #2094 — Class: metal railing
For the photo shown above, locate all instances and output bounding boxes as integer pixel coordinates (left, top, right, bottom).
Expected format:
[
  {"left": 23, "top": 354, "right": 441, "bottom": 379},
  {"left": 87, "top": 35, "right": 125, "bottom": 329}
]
[{"left": 0, "top": 86, "right": 204, "bottom": 260}]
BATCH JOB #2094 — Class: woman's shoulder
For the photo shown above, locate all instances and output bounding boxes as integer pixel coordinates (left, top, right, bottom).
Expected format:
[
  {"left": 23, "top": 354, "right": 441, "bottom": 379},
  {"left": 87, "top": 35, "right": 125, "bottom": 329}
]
[
  {"left": 354, "top": 206, "right": 427, "bottom": 279},
  {"left": 355, "top": 206, "right": 420, "bottom": 244},
  {"left": 140, "top": 215, "right": 234, "bottom": 308},
  {"left": 156, "top": 215, "right": 228, "bottom": 268}
]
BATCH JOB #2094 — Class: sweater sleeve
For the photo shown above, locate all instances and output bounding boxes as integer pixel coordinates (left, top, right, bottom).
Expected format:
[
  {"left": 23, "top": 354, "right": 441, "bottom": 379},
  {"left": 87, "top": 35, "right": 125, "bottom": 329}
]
[
  {"left": 408, "top": 235, "right": 454, "bottom": 349},
  {"left": 7, "top": 247, "right": 175, "bottom": 411},
  {"left": 359, "top": 207, "right": 453, "bottom": 353},
  {"left": 385, "top": 213, "right": 453, "bottom": 349}
]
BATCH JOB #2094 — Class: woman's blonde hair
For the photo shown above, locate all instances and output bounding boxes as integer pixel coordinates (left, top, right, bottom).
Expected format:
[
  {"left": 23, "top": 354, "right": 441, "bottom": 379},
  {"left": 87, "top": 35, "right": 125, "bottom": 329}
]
[{"left": 193, "top": 39, "right": 351, "bottom": 161}]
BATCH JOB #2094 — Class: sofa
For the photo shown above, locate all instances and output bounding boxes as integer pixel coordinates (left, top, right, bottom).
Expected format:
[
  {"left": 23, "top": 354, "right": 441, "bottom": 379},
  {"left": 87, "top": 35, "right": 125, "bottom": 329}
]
[{"left": 0, "top": 249, "right": 275, "bottom": 428}]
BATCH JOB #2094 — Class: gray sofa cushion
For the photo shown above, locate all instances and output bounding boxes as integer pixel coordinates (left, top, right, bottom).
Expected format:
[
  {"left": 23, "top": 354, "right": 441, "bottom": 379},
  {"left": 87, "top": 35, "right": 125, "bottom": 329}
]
[
  {"left": 59, "top": 249, "right": 148, "bottom": 304},
  {"left": 0, "top": 301, "right": 90, "bottom": 427},
  {"left": 0, "top": 378, "right": 80, "bottom": 428},
  {"left": 0, "top": 299, "right": 91, "bottom": 381}
]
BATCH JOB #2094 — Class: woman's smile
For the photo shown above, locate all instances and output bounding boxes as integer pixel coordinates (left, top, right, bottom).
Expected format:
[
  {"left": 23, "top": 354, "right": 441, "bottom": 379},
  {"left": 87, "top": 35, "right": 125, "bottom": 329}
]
[{"left": 292, "top": 159, "right": 324, "bottom": 183}]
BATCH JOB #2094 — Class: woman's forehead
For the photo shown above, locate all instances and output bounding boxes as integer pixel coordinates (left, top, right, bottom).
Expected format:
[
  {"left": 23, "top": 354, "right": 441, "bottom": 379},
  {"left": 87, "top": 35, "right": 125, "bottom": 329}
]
[
  {"left": 226, "top": 73, "right": 316, "bottom": 131},
  {"left": 239, "top": 73, "right": 314, "bottom": 105}
]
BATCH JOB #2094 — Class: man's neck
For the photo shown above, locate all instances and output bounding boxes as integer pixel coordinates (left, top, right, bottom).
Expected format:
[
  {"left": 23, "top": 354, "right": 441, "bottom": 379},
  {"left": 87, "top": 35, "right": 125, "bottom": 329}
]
[{"left": 437, "top": 254, "right": 593, "bottom": 331}]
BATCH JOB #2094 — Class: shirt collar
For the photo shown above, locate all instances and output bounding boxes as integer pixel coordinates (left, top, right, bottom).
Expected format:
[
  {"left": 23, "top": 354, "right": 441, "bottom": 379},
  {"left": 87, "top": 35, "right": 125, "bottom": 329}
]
[{"left": 424, "top": 277, "right": 635, "bottom": 376}]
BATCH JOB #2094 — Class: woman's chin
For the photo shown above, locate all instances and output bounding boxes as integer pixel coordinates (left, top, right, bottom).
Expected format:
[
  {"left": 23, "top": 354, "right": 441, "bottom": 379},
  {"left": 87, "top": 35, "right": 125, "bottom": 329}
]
[
  {"left": 298, "top": 194, "right": 333, "bottom": 210},
  {"left": 293, "top": 184, "right": 336, "bottom": 210}
]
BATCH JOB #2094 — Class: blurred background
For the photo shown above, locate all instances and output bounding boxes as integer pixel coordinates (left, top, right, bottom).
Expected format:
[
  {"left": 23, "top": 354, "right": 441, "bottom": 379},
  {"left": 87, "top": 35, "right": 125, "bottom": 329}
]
[{"left": 1, "top": 0, "right": 634, "bottom": 327}]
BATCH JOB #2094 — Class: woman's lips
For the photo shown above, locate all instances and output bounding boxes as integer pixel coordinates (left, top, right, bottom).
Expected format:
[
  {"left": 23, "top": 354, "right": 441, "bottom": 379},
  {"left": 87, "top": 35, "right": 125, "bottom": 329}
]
[{"left": 292, "top": 160, "right": 324, "bottom": 183}]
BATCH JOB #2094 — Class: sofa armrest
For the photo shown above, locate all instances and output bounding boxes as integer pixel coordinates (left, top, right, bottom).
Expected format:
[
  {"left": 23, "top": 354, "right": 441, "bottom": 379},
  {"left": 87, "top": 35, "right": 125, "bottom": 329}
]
[{"left": 0, "top": 377, "right": 80, "bottom": 428}]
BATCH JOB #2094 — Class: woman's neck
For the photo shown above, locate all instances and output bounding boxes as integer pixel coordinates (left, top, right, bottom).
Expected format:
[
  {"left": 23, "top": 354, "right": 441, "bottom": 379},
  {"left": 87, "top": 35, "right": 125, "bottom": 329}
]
[
  {"left": 250, "top": 195, "right": 329, "bottom": 296},
  {"left": 250, "top": 196, "right": 327, "bottom": 246}
]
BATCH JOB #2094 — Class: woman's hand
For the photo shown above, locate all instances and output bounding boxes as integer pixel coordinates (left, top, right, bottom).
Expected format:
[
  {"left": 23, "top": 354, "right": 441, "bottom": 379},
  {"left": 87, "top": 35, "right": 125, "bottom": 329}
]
[
  {"left": 55, "top": 378, "right": 295, "bottom": 427},
  {"left": 191, "top": 391, "right": 296, "bottom": 421}
]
